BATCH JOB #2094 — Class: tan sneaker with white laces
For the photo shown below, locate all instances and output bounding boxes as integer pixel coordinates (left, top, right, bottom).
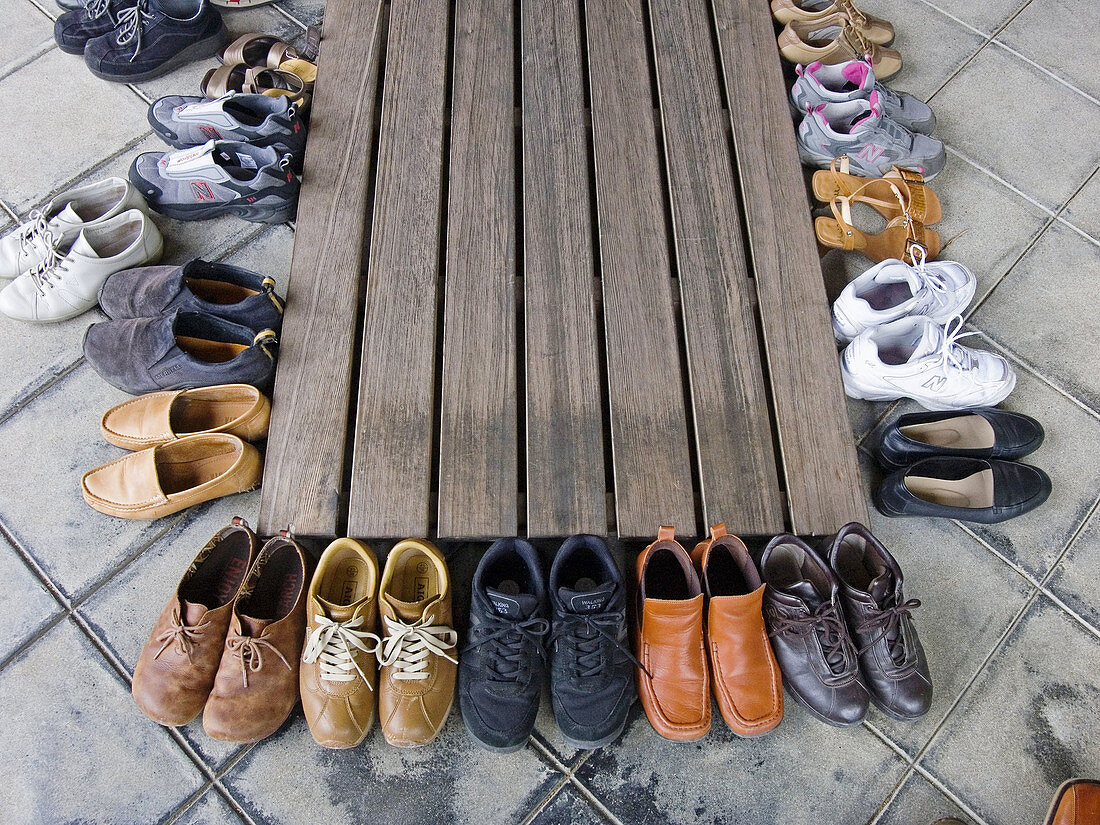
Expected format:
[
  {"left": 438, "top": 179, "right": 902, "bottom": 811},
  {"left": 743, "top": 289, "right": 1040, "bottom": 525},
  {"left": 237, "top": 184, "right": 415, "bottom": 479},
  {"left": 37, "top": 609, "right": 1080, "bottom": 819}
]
[
  {"left": 376, "top": 538, "right": 458, "bottom": 748},
  {"left": 778, "top": 15, "right": 903, "bottom": 79},
  {"left": 771, "top": 0, "right": 895, "bottom": 45}
]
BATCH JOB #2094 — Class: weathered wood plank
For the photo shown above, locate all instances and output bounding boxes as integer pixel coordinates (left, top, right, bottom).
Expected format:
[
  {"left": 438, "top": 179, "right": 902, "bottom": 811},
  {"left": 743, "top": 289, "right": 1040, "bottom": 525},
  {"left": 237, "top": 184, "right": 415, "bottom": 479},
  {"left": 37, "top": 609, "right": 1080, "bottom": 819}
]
[
  {"left": 712, "top": 0, "right": 870, "bottom": 533},
  {"left": 437, "top": 0, "right": 517, "bottom": 538},
  {"left": 347, "top": 0, "right": 450, "bottom": 538},
  {"left": 584, "top": 0, "right": 696, "bottom": 538},
  {"left": 258, "top": 0, "right": 384, "bottom": 537},
  {"left": 520, "top": 0, "right": 607, "bottom": 537},
  {"left": 647, "top": 0, "right": 784, "bottom": 535}
]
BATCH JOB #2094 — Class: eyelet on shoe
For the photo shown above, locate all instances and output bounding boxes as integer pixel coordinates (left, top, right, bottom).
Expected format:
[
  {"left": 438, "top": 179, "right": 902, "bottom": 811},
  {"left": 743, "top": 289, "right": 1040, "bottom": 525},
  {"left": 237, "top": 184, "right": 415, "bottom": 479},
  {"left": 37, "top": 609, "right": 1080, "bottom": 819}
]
[{"left": 232, "top": 516, "right": 249, "bottom": 527}]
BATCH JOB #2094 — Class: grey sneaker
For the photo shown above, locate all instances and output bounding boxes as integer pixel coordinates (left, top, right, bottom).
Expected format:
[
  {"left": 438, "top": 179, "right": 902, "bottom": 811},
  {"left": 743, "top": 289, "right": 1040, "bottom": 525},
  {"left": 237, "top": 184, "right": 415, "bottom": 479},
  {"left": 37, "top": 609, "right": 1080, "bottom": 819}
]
[
  {"left": 797, "top": 91, "right": 946, "bottom": 179},
  {"left": 791, "top": 60, "right": 936, "bottom": 135},
  {"left": 129, "top": 140, "right": 298, "bottom": 224},
  {"left": 148, "top": 93, "right": 307, "bottom": 161}
]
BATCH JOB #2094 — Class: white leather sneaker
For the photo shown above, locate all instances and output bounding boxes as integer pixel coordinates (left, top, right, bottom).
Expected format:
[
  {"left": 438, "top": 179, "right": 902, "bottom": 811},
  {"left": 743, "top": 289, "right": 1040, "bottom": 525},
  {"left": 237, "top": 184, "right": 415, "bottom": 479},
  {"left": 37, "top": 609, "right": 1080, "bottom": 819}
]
[
  {"left": 841, "top": 315, "right": 1016, "bottom": 411},
  {"left": 0, "top": 178, "right": 146, "bottom": 281},
  {"left": 0, "top": 210, "right": 163, "bottom": 323},
  {"left": 832, "top": 253, "right": 976, "bottom": 344}
]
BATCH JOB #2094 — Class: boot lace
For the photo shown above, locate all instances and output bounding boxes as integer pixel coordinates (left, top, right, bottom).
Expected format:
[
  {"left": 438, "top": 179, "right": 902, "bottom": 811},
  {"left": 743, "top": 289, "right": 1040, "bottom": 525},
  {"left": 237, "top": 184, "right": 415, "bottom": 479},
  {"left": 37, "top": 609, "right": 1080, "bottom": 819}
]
[
  {"left": 153, "top": 607, "right": 203, "bottom": 662},
  {"left": 302, "top": 614, "right": 381, "bottom": 685},
  {"left": 936, "top": 314, "right": 980, "bottom": 375},
  {"left": 377, "top": 614, "right": 458, "bottom": 681},
  {"left": 550, "top": 609, "right": 648, "bottom": 681},
  {"left": 463, "top": 614, "right": 549, "bottom": 683},
  {"left": 856, "top": 597, "right": 921, "bottom": 664},
  {"left": 225, "top": 635, "right": 291, "bottom": 688},
  {"left": 84, "top": 0, "right": 114, "bottom": 22},
  {"left": 769, "top": 601, "right": 858, "bottom": 677},
  {"left": 115, "top": 0, "right": 155, "bottom": 61}
]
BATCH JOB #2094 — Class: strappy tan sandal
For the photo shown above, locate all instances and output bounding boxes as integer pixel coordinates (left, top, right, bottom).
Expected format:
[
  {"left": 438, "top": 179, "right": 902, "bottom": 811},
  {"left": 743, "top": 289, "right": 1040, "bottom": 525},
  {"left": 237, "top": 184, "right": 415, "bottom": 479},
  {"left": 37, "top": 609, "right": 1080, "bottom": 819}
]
[
  {"left": 815, "top": 178, "right": 941, "bottom": 263},
  {"left": 220, "top": 33, "right": 301, "bottom": 68},
  {"left": 771, "top": 0, "right": 894, "bottom": 46},
  {"left": 201, "top": 64, "right": 310, "bottom": 108},
  {"left": 812, "top": 156, "right": 942, "bottom": 224}
]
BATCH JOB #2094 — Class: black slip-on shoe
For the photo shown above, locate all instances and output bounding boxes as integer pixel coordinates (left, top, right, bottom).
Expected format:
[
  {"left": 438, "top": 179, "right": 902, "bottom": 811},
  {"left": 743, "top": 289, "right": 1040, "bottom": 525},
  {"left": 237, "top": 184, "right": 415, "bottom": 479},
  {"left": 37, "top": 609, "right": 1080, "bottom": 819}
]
[
  {"left": 459, "top": 538, "right": 548, "bottom": 753},
  {"left": 877, "top": 407, "right": 1045, "bottom": 472},
  {"left": 874, "top": 456, "right": 1052, "bottom": 523}
]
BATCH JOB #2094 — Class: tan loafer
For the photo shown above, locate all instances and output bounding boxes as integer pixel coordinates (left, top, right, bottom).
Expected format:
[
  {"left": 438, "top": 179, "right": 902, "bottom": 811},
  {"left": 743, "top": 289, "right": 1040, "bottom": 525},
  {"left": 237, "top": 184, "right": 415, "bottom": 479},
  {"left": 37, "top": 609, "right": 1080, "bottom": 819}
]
[
  {"left": 778, "top": 17, "right": 903, "bottom": 80},
  {"left": 300, "top": 538, "right": 381, "bottom": 749},
  {"left": 771, "top": 0, "right": 895, "bottom": 46},
  {"left": 203, "top": 532, "right": 308, "bottom": 743},
  {"left": 132, "top": 517, "right": 259, "bottom": 726},
  {"left": 100, "top": 384, "right": 271, "bottom": 451},
  {"left": 81, "top": 433, "right": 262, "bottom": 520},
  {"left": 377, "top": 538, "right": 458, "bottom": 748}
]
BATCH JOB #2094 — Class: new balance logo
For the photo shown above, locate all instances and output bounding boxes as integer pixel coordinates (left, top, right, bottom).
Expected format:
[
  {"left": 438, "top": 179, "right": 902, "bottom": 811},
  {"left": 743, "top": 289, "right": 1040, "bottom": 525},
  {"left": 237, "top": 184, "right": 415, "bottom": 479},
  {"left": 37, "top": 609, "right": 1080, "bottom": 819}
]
[
  {"left": 190, "top": 181, "right": 214, "bottom": 201},
  {"left": 856, "top": 144, "right": 885, "bottom": 163},
  {"left": 921, "top": 375, "right": 947, "bottom": 391}
]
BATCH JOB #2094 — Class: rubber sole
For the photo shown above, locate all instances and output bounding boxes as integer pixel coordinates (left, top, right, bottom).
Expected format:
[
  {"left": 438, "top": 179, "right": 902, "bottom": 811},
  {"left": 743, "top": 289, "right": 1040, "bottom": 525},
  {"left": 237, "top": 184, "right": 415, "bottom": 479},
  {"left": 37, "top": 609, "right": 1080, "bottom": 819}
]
[
  {"left": 146, "top": 198, "right": 297, "bottom": 225},
  {"left": 784, "top": 682, "right": 866, "bottom": 728},
  {"left": 842, "top": 365, "right": 1018, "bottom": 412},
  {"left": 86, "top": 23, "right": 229, "bottom": 84},
  {"left": 560, "top": 712, "right": 630, "bottom": 750}
]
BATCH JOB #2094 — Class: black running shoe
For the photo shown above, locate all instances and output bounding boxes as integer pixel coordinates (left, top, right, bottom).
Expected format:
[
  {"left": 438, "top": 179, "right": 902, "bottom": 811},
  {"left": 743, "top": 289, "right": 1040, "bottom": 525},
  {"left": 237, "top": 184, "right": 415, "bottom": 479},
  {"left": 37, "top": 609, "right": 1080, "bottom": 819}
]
[
  {"left": 548, "top": 535, "right": 636, "bottom": 749},
  {"left": 459, "top": 538, "right": 549, "bottom": 753}
]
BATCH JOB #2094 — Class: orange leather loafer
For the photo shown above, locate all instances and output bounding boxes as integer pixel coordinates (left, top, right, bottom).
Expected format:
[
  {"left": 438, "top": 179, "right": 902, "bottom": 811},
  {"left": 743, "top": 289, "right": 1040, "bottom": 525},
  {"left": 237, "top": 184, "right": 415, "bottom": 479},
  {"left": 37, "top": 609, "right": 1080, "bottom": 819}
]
[
  {"left": 1046, "top": 779, "right": 1100, "bottom": 825},
  {"left": 691, "top": 523, "right": 783, "bottom": 737},
  {"left": 634, "top": 526, "right": 710, "bottom": 741},
  {"left": 81, "top": 433, "right": 262, "bottom": 520}
]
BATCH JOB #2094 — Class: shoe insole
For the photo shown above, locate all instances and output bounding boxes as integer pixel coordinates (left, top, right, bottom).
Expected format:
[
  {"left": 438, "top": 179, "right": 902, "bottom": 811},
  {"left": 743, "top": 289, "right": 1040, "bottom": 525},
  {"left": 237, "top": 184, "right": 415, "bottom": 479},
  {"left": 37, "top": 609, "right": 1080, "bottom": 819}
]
[
  {"left": 170, "top": 390, "right": 256, "bottom": 435},
  {"left": 644, "top": 548, "right": 694, "bottom": 600},
  {"left": 318, "top": 545, "right": 373, "bottom": 606},
  {"left": 85, "top": 218, "right": 141, "bottom": 257},
  {"left": 186, "top": 277, "right": 260, "bottom": 306},
  {"left": 390, "top": 548, "right": 441, "bottom": 604},
  {"left": 180, "top": 529, "right": 254, "bottom": 608},
  {"left": 157, "top": 443, "right": 239, "bottom": 496},
  {"left": 69, "top": 183, "right": 126, "bottom": 222},
  {"left": 243, "top": 544, "right": 303, "bottom": 621},
  {"left": 222, "top": 100, "right": 268, "bottom": 128},
  {"left": 176, "top": 336, "right": 249, "bottom": 364},
  {"left": 861, "top": 280, "right": 914, "bottom": 311},
  {"left": 705, "top": 546, "right": 753, "bottom": 597},
  {"left": 900, "top": 416, "right": 995, "bottom": 450},
  {"left": 904, "top": 468, "right": 994, "bottom": 508},
  {"left": 832, "top": 536, "right": 882, "bottom": 592},
  {"left": 765, "top": 543, "right": 830, "bottom": 597}
]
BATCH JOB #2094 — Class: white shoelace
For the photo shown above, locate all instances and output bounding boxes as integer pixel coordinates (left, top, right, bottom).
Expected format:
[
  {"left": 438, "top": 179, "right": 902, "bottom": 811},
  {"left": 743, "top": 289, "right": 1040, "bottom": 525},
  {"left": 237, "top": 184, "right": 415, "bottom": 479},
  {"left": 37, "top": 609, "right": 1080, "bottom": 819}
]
[
  {"left": 115, "top": 0, "right": 154, "bottom": 59},
  {"left": 301, "top": 614, "right": 381, "bottom": 685},
  {"left": 26, "top": 244, "right": 70, "bottom": 296},
  {"left": 909, "top": 246, "right": 951, "bottom": 311},
  {"left": 376, "top": 613, "right": 458, "bottom": 681},
  {"left": 936, "top": 314, "right": 979, "bottom": 375}
]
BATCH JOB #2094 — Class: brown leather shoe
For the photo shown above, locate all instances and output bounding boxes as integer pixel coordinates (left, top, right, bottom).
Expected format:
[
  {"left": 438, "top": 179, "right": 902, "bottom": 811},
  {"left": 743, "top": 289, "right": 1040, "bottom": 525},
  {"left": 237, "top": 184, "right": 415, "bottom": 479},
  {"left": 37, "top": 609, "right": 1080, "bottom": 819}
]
[
  {"left": 81, "top": 433, "right": 263, "bottom": 520},
  {"left": 132, "top": 517, "right": 259, "bottom": 726},
  {"left": 770, "top": 0, "right": 895, "bottom": 46},
  {"left": 633, "top": 526, "right": 710, "bottom": 741},
  {"left": 691, "top": 523, "right": 783, "bottom": 737},
  {"left": 300, "top": 538, "right": 381, "bottom": 749},
  {"left": 778, "top": 17, "right": 903, "bottom": 80},
  {"left": 376, "top": 538, "right": 458, "bottom": 748},
  {"left": 203, "top": 532, "right": 308, "bottom": 743},
  {"left": 1046, "top": 779, "right": 1100, "bottom": 825},
  {"left": 100, "top": 384, "right": 271, "bottom": 451}
]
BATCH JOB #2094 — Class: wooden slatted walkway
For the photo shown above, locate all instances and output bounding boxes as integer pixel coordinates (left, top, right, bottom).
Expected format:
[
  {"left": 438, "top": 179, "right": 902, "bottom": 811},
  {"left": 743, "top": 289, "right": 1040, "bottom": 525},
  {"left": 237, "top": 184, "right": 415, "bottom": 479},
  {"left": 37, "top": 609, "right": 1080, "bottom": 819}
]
[{"left": 259, "top": 0, "right": 868, "bottom": 540}]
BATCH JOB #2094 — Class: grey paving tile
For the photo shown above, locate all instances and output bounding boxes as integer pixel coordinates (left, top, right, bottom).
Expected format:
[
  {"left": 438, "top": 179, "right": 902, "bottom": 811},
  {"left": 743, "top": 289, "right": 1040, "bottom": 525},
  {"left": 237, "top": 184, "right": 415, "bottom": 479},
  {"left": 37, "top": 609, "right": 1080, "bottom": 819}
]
[
  {"left": 856, "top": 507, "right": 1034, "bottom": 753},
  {"left": 529, "top": 782, "right": 607, "bottom": 825},
  {"left": 0, "top": 363, "right": 178, "bottom": 599},
  {"left": 174, "top": 787, "right": 247, "bottom": 825},
  {"left": 0, "top": 531, "right": 62, "bottom": 662},
  {"left": 1060, "top": 169, "right": 1100, "bottom": 244},
  {"left": 79, "top": 492, "right": 261, "bottom": 769},
  {"left": 876, "top": 771, "right": 975, "bottom": 825},
  {"left": 573, "top": 704, "right": 908, "bottom": 824},
  {"left": 973, "top": 221, "right": 1100, "bottom": 411},
  {"left": 1046, "top": 505, "right": 1100, "bottom": 631},
  {"left": 996, "top": 0, "right": 1100, "bottom": 103},
  {"left": 222, "top": 223, "right": 295, "bottom": 288},
  {"left": 0, "top": 49, "right": 149, "bottom": 215},
  {"left": 907, "top": 0, "right": 1028, "bottom": 35},
  {"left": 221, "top": 714, "right": 562, "bottom": 825},
  {"left": 928, "top": 46, "right": 1100, "bottom": 210},
  {"left": 0, "top": 618, "right": 206, "bottom": 825},
  {"left": 0, "top": 1, "right": 55, "bottom": 81},
  {"left": 273, "top": 0, "right": 324, "bottom": 29},
  {"left": 920, "top": 598, "right": 1100, "bottom": 825}
]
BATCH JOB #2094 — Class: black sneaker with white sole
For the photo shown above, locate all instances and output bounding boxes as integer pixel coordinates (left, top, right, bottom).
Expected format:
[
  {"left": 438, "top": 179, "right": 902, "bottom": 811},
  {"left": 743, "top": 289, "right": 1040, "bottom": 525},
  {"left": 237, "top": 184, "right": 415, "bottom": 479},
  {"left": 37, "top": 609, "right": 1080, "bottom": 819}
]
[
  {"left": 459, "top": 538, "right": 549, "bottom": 753},
  {"left": 129, "top": 140, "right": 299, "bottom": 224},
  {"left": 548, "top": 535, "right": 637, "bottom": 749}
]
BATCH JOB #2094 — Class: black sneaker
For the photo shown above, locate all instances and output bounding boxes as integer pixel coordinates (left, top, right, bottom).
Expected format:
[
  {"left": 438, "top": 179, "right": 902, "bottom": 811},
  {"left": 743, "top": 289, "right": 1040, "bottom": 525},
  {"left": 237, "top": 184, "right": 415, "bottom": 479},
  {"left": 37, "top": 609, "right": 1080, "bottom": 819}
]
[
  {"left": 83, "top": 0, "right": 228, "bottom": 83},
  {"left": 458, "top": 538, "right": 549, "bottom": 753},
  {"left": 54, "top": 0, "right": 130, "bottom": 55},
  {"left": 548, "top": 535, "right": 636, "bottom": 749}
]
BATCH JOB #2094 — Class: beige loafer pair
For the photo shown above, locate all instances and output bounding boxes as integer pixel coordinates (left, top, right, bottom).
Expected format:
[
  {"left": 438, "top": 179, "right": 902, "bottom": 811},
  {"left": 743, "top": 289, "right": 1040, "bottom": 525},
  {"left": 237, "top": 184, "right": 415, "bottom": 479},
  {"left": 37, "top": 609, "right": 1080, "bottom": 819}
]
[
  {"left": 81, "top": 384, "right": 270, "bottom": 520},
  {"left": 774, "top": 0, "right": 902, "bottom": 80}
]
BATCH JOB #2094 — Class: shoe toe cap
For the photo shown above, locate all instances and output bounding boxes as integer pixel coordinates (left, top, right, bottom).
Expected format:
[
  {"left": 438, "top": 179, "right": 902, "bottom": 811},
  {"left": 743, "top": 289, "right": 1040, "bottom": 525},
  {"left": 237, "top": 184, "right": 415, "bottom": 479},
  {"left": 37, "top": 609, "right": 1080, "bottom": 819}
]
[{"left": 0, "top": 276, "right": 38, "bottom": 321}]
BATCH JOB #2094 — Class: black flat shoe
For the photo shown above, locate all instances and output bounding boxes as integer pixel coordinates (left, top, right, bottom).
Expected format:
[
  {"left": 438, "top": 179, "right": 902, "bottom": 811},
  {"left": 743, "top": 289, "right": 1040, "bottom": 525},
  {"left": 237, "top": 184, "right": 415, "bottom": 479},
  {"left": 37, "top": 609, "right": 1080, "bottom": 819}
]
[
  {"left": 877, "top": 407, "right": 1044, "bottom": 471},
  {"left": 874, "top": 456, "right": 1051, "bottom": 524}
]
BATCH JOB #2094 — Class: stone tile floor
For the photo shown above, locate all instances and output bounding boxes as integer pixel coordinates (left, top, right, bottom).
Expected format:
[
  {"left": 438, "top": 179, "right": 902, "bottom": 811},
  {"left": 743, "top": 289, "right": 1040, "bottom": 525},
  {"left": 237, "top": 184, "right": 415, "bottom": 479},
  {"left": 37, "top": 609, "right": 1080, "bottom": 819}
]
[{"left": 0, "top": 0, "right": 1097, "bottom": 823}]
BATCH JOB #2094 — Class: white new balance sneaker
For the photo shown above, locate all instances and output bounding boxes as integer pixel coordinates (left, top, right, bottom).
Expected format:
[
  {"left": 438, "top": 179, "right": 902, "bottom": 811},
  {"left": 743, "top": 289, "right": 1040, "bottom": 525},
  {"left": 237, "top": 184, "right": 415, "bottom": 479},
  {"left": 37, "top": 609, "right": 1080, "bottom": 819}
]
[
  {"left": 0, "top": 178, "right": 146, "bottom": 281},
  {"left": 832, "top": 252, "right": 976, "bottom": 344},
  {"left": 0, "top": 209, "right": 163, "bottom": 323},
  {"left": 841, "top": 315, "right": 1016, "bottom": 411}
]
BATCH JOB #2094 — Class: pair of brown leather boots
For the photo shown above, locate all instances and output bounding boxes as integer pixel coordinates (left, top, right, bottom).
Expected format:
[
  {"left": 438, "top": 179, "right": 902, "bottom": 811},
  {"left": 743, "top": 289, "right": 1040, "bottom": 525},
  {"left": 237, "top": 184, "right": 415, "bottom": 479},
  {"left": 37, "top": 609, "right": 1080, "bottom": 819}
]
[{"left": 633, "top": 524, "right": 784, "bottom": 741}]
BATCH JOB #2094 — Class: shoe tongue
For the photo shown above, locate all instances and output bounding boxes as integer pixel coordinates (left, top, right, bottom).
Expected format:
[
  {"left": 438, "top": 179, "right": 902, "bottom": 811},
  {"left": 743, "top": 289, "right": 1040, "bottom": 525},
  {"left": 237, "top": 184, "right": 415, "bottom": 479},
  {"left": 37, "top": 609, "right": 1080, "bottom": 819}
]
[
  {"left": 53, "top": 203, "right": 82, "bottom": 229},
  {"left": 69, "top": 231, "right": 99, "bottom": 259},
  {"left": 866, "top": 570, "right": 893, "bottom": 605},
  {"left": 383, "top": 592, "right": 434, "bottom": 623},
  {"left": 180, "top": 599, "right": 208, "bottom": 625},
  {"left": 908, "top": 321, "right": 942, "bottom": 361},
  {"left": 162, "top": 141, "right": 220, "bottom": 177},
  {"left": 786, "top": 579, "right": 824, "bottom": 607},
  {"left": 484, "top": 586, "right": 538, "bottom": 620},
  {"left": 316, "top": 595, "right": 365, "bottom": 623},
  {"left": 559, "top": 579, "right": 616, "bottom": 614},
  {"left": 238, "top": 614, "right": 272, "bottom": 636}
]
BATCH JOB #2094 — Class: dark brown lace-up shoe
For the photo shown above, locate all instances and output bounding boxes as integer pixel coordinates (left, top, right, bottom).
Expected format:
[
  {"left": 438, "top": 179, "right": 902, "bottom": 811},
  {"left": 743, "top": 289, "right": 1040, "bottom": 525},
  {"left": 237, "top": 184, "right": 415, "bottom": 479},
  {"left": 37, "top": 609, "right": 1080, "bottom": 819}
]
[{"left": 132, "top": 518, "right": 258, "bottom": 726}]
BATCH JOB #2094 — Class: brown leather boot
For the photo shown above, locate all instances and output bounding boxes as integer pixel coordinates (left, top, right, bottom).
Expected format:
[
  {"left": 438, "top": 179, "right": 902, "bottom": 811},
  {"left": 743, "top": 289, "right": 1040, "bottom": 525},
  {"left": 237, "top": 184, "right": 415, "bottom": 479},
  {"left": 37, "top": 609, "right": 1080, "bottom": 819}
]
[
  {"left": 1046, "top": 780, "right": 1100, "bottom": 825},
  {"left": 691, "top": 523, "right": 783, "bottom": 737},
  {"left": 132, "top": 518, "right": 259, "bottom": 726},
  {"left": 300, "top": 538, "right": 381, "bottom": 749},
  {"left": 376, "top": 538, "right": 458, "bottom": 748},
  {"left": 203, "top": 532, "right": 308, "bottom": 743},
  {"left": 633, "top": 526, "right": 710, "bottom": 741}
]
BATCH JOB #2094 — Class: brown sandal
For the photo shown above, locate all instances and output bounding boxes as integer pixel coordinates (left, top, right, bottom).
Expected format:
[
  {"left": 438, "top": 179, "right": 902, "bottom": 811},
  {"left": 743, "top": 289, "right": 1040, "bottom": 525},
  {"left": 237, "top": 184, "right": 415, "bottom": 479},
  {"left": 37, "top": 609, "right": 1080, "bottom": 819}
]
[
  {"left": 815, "top": 178, "right": 941, "bottom": 263},
  {"left": 812, "top": 156, "right": 942, "bottom": 224}
]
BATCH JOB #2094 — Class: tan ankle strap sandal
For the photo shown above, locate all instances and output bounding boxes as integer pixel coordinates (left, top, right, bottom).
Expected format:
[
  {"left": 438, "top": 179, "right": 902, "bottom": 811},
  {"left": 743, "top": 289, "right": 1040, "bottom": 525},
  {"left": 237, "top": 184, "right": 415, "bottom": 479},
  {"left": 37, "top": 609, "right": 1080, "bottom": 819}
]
[
  {"left": 813, "top": 156, "right": 943, "bottom": 224},
  {"left": 815, "top": 176, "right": 941, "bottom": 264}
]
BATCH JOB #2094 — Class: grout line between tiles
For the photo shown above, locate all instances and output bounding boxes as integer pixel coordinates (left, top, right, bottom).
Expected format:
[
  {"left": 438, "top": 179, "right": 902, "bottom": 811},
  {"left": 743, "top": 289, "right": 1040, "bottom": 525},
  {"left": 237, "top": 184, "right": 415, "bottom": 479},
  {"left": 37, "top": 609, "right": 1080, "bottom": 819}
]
[
  {"left": 986, "top": 38, "right": 1100, "bottom": 108},
  {"left": 211, "top": 781, "right": 260, "bottom": 825},
  {"left": 213, "top": 743, "right": 259, "bottom": 781},
  {"left": 159, "top": 781, "right": 215, "bottom": 825},
  {"left": 910, "top": 0, "right": 1000, "bottom": 39},
  {"left": 910, "top": 762, "right": 994, "bottom": 825},
  {"left": 0, "top": 611, "right": 68, "bottom": 672},
  {"left": 568, "top": 774, "right": 627, "bottom": 825},
  {"left": 1038, "top": 587, "right": 1100, "bottom": 643},
  {"left": 270, "top": 3, "right": 312, "bottom": 34},
  {"left": 0, "top": 515, "right": 71, "bottom": 606},
  {"left": 515, "top": 775, "right": 574, "bottom": 825},
  {"left": 1054, "top": 214, "right": 1100, "bottom": 249},
  {"left": 942, "top": 145, "right": 1057, "bottom": 217},
  {"left": 866, "top": 764, "right": 916, "bottom": 825},
  {"left": 0, "top": 40, "right": 56, "bottom": 85},
  {"left": 526, "top": 735, "right": 575, "bottom": 774},
  {"left": 0, "top": 355, "right": 86, "bottom": 428},
  {"left": 863, "top": 720, "right": 917, "bottom": 764},
  {"left": 0, "top": 198, "right": 19, "bottom": 223},
  {"left": 25, "top": 0, "right": 58, "bottom": 22}
]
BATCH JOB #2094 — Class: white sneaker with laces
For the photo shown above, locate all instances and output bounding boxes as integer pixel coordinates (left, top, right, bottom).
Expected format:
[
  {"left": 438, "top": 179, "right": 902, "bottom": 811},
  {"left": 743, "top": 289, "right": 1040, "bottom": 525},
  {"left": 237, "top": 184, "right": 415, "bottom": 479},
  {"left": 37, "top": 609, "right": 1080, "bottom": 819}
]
[
  {"left": 0, "top": 209, "right": 163, "bottom": 323},
  {"left": 0, "top": 178, "right": 146, "bottom": 281},
  {"left": 841, "top": 315, "right": 1016, "bottom": 411},
  {"left": 832, "top": 250, "right": 976, "bottom": 344}
]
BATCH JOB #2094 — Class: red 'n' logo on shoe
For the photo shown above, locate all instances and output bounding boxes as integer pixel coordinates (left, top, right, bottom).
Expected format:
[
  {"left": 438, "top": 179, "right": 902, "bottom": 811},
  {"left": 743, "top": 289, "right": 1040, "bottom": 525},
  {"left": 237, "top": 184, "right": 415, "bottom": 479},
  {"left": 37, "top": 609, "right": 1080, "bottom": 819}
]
[
  {"left": 190, "top": 181, "right": 214, "bottom": 201},
  {"left": 198, "top": 125, "right": 222, "bottom": 140}
]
